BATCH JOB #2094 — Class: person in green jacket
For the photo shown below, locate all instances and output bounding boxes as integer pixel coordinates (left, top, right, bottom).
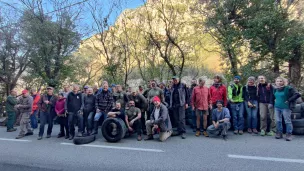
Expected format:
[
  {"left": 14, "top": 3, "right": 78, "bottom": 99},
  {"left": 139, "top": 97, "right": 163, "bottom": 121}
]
[
  {"left": 6, "top": 89, "right": 18, "bottom": 132},
  {"left": 228, "top": 76, "right": 244, "bottom": 135}
]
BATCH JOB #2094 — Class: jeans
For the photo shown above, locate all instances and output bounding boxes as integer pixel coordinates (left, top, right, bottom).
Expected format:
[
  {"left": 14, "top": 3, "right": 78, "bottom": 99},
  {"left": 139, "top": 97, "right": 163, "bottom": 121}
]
[
  {"left": 275, "top": 108, "right": 293, "bottom": 134},
  {"left": 87, "top": 112, "right": 95, "bottom": 132},
  {"left": 30, "top": 110, "right": 38, "bottom": 129},
  {"left": 94, "top": 112, "right": 106, "bottom": 122},
  {"left": 230, "top": 102, "right": 244, "bottom": 131},
  {"left": 7, "top": 111, "right": 16, "bottom": 130},
  {"left": 207, "top": 122, "right": 231, "bottom": 136},
  {"left": 68, "top": 112, "right": 84, "bottom": 136},
  {"left": 245, "top": 101, "right": 258, "bottom": 129},
  {"left": 58, "top": 116, "right": 69, "bottom": 136},
  {"left": 39, "top": 111, "right": 54, "bottom": 137}
]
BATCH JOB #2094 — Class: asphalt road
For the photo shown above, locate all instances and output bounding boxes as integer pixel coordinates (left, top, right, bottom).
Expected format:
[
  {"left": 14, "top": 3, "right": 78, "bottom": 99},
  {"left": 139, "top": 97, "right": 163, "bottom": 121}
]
[{"left": 0, "top": 125, "right": 303, "bottom": 171}]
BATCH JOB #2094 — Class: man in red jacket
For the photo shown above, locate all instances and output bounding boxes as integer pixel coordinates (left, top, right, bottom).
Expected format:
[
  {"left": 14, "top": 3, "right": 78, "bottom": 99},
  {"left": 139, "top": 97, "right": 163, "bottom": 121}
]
[
  {"left": 191, "top": 78, "right": 210, "bottom": 137},
  {"left": 31, "top": 89, "right": 40, "bottom": 129},
  {"left": 209, "top": 75, "right": 227, "bottom": 108}
]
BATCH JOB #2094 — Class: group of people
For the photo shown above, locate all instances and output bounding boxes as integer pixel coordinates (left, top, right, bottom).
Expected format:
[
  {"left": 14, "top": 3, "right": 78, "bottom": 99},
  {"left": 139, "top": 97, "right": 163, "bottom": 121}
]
[{"left": 5, "top": 74, "right": 301, "bottom": 142}]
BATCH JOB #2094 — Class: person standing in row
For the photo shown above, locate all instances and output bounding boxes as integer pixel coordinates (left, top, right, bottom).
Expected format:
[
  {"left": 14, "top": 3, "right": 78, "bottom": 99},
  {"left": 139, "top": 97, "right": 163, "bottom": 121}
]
[
  {"left": 170, "top": 76, "right": 189, "bottom": 139},
  {"left": 16, "top": 90, "right": 34, "bottom": 139},
  {"left": 189, "top": 79, "right": 198, "bottom": 132},
  {"left": 62, "top": 85, "right": 70, "bottom": 98},
  {"left": 191, "top": 78, "right": 210, "bottom": 137},
  {"left": 228, "top": 76, "right": 244, "bottom": 135},
  {"left": 257, "top": 75, "right": 275, "bottom": 136},
  {"left": 65, "top": 85, "right": 84, "bottom": 139},
  {"left": 31, "top": 89, "right": 40, "bottom": 129},
  {"left": 243, "top": 77, "right": 258, "bottom": 134},
  {"left": 83, "top": 88, "right": 96, "bottom": 135},
  {"left": 273, "top": 77, "right": 300, "bottom": 141},
  {"left": 113, "top": 85, "right": 129, "bottom": 109},
  {"left": 6, "top": 89, "right": 18, "bottom": 132},
  {"left": 55, "top": 93, "right": 69, "bottom": 139},
  {"left": 38, "top": 87, "right": 57, "bottom": 140},
  {"left": 209, "top": 75, "right": 227, "bottom": 109},
  {"left": 147, "top": 80, "right": 164, "bottom": 120}
]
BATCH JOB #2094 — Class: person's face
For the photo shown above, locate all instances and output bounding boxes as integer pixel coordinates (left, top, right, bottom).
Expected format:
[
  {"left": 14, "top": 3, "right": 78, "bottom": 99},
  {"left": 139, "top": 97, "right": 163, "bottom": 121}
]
[
  {"left": 153, "top": 100, "right": 161, "bottom": 107},
  {"left": 217, "top": 103, "right": 223, "bottom": 108},
  {"left": 64, "top": 86, "right": 69, "bottom": 91},
  {"left": 116, "top": 103, "right": 121, "bottom": 109},
  {"left": 73, "top": 86, "right": 79, "bottom": 93},
  {"left": 139, "top": 87, "right": 143, "bottom": 91},
  {"left": 247, "top": 79, "right": 255, "bottom": 86},
  {"left": 258, "top": 76, "right": 266, "bottom": 84},
  {"left": 93, "top": 86, "right": 98, "bottom": 92},
  {"left": 11, "top": 90, "right": 17, "bottom": 96},
  {"left": 234, "top": 78, "right": 240, "bottom": 84},
  {"left": 276, "top": 79, "right": 284, "bottom": 87},
  {"left": 191, "top": 80, "right": 197, "bottom": 85},
  {"left": 47, "top": 89, "right": 53, "bottom": 95},
  {"left": 117, "top": 86, "right": 122, "bottom": 92},
  {"left": 214, "top": 78, "right": 219, "bottom": 83},
  {"left": 103, "top": 84, "right": 109, "bottom": 91},
  {"left": 58, "top": 95, "right": 64, "bottom": 99},
  {"left": 31, "top": 91, "right": 37, "bottom": 95},
  {"left": 159, "top": 84, "right": 164, "bottom": 89},
  {"left": 88, "top": 89, "right": 93, "bottom": 95},
  {"left": 132, "top": 91, "right": 136, "bottom": 96},
  {"left": 129, "top": 101, "right": 135, "bottom": 107},
  {"left": 151, "top": 81, "right": 156, "bottom": 88},
  {"left": 199, "top": 80, "right": 205, "bottom": 86},
  {"left": 84, "top": 89, "right": 88, "bottom": 94},
  {"left": 22, "top": 92, "right": 29, "bottom": 97}
]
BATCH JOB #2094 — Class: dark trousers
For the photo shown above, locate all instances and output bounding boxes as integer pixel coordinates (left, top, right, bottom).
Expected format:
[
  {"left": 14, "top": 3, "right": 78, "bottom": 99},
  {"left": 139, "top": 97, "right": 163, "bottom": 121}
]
[
  {"left": 30, "top": 110, "right": 38, "bottom": 129},
  {"left": 68, "top": 112, "right": 83, "bottom": 136},
  {"left": 140, "top": 111, "right": 147, "bottom": 134},
  {"left": 130, "top": 119, "right": 142, "bottom": 135},
  {"left": 147, "top": 103, "right": 155, "bottom": 121},
  {"left": 87, "top": 112, "right": 95, "bottom": 132},
  {"left": 83, "top": 111, "right": 90, "bottom": 133},
  {"left": 39, "top": 111, "right": 54, "bottom": 137},
  {"left": 7, "top": 111, "right": 16, "bottom": 130},
  {"left": 58, "top": 116, "right": 69, "bottom": 136},
  {"left": 172, "top": 106, "right": 186, "bottom": 133}
]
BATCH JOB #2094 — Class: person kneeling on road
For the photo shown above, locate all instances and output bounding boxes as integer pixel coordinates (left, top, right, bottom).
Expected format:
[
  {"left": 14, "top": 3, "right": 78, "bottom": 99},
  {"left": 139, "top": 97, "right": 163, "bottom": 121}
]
[
  {"left": 145, "top": 96, "right": 172, "bottom": 142},
  {"left": 125, "top": 100, "right": 142, "bottom": 141},
  {"left": 207, "top": 100, "right": 231, "bottom": 140}
]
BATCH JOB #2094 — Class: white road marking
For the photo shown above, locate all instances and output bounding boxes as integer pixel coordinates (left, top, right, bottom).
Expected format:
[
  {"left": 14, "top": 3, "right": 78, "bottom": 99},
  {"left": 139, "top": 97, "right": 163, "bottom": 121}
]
[
  {"left": 228, "top": 154, "right": 304, "bottom": 164},
  {"left": 0, "top": 138, "right": 31, "bottom": 142},
  {"left": 61, "top": 143, "right": 164, "bottom": 153}
]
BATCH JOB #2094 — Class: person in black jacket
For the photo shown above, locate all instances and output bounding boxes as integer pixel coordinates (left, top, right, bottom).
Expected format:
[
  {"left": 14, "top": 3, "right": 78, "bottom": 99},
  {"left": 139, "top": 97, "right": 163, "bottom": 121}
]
[
  {"left": 83, "top": 88, "right": 96, "bottom": 135},
  {"left": 273, "top": 77, "right": 301, "bottom": 141},
  {"left": 65, "top": 85, "right": 84, "bottom": 140}
]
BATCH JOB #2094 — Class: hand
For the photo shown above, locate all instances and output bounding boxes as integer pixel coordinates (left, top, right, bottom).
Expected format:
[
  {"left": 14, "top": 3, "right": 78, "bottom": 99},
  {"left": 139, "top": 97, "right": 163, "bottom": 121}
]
[
  {"left": 128, "top": 127, "right": 133, "bottom": 132},
  {"left": 153, "top": 125, "right": 159, "bottom": 129},
  {"left": 185, "top": 104, "right": 188, "bottom": 109},
  {"left": 44, "top": 100, "right": 49, "bottom": 104},
  {"left": 248, "top": 102, "right": 253, "bottom": 108},
  {"left": 192, "top": 106, "right": 195, "bottom": 110},
  {"left": 214, "top": 122, "right": 219, "bottom": 129},
  {"left": 130, "top": 120, "right": 134, "bottom": 126},
  {"left": 96, "top": 109, "right": 100, "bottom": 113},
  {"left": 209, "top": 104, "right": 213, "bottom": 110}
]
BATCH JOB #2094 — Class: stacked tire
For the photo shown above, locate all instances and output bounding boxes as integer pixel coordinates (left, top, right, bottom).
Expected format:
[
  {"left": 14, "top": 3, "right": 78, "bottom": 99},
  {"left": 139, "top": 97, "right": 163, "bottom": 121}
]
[
  {"left": 291, "top": 102, "right": 304, "bottom": 135},
  {"left": 101, "top": 118, "right": 127, "bottom": 143}
]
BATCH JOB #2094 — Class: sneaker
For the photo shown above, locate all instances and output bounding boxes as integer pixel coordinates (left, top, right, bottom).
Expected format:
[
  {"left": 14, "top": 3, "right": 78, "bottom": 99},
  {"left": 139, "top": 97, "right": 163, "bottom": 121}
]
[
  {"left": 285, "top": 134, "right": 292, "bottom": 141},
  {"left": 247, "top": 128, "right": 252, "bottom": 134},
  {"left": 275, "top": 132, "right": 283, "bottom": 139},
  {"left": 202, "top": 131, "right": 209, "bottom": 137},
  {"left": 238, "top": 130, "right": 243, "bottom": 135},
  {"left": 137, "top": 135, "right": 142, "bottom": 141},
  {"left": 234, "top": 130, "right": 238, "bottom": 135},
  {"left": 222, "top": 135, "right": 227, "bottom": 141},
  {"left": 267, "top": 131, "right": 274, "bottom": 136},
  {"left": 172, "top": 131, "right": 180, "bottom": 136},
  {"left": 65, "top": 135, "right": 69, "bottom": 139},
  {"left": 37, "top": 136, "right": 42, "bottom": 140},
  {"left": 144, "top": 135, "right": 154, "bottom": 141},
  {"left": 195, "top": 130, "right": 200, "bottom": 137},
  {"left": 181, "top": 133, "right": 186, "bottom": 139},
  {"left": 57, "top": 134, "right": 65, "bottom": 138},
  {"left": 260, "top": 130, "right": 266, "bottom": 136},
  {"left": 69, "top": 135, "right": 74, "bottom": 140},
  {"left": 46, "top": 134, "right": 51, "bottom": 138},
  {"left": 16, "top": 135, "right": 24, "bottom": 139},
  {"left": 7, "top": 129, "right": 17, "bottom": 132},
  {"left": 252, "top": 129, "right": 258, "bottom": 134},
  {"left": 25, "top": 132, "right": 34, "bottom": 136}
]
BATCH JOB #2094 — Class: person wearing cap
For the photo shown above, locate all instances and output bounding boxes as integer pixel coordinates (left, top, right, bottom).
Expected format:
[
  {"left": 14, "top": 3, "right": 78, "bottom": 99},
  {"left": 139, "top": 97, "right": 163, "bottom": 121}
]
[
  {"left": 113, "top": 85, "right": 129, "bottom": 109},
  {"left": 55, "top": 92, "right": 69, "bottom": 139},
  {"left": 16, "top": 90, "right": 34, "bottom": 139},
  {"left": 206, "top": 100, "right": 231, "bottom": 140},
  {"left": 65, "top": 84, "right": 84, "bottom": 139},
  {"left": 147, "top": 80, "right": 164, "bottom": 120},
  {"left": 30, "top": 88, "right": 41, "bottom": 129},
  {"left": 145, "top": 96, "right": 172, "bottom": 142},
  {"left": 228, "top": 76, "right": 244, "bottom": 135},
  {"left": 6, "top": 89, "right": 18, "bottom": 132},
  {"left": 128, "top": 87, "right": 148, "bottom": 134},
  {"left": 125, "top": 100, "right": 142, "bottom": 141},
  {"left": 191, "top": 77, "right": 210, "bottom": 137},
  {"left": 83, "top": 87, "right": 96, "bottom": 135},
  {"left": 37, "top": 87, "right": 57, "bottom": 140},
  {"left": 170, "top": 76, "right": 189, "bottom": 139},
  {"left": 243, "top": 77, "right": 259, "bottom": 134},
  {"left": 62, "top": 85, "right": 71, "bottom": 98}
]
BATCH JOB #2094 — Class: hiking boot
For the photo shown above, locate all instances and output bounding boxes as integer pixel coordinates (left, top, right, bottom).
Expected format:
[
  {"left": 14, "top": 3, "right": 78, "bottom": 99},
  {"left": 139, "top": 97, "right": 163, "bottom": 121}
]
[
  {"left": 252, "top": 129, "right": 258, "bottom": 134},
  {"left": 267, "top": 131, "right": 274, "bottom": 136},
  {"left": 172, "top": 131, "right": 180, "bottom": 136},
  {"left": 239, "top": 130, "right": 243, "bottom": 135},
  {"left": 46, "top": 134, "right": 51, "bottom": 138},
  {"left": 202, "top": 131, "right": 209, "bottom": 137},
  {"left": 247, "top": 128, "right": 252, "bottom": 134},
  {"left": 222, "top": 135, "right": 227, "bottom": 141},
  {"left": 137, "top": 135, "right": 142, "bottom": 141},
  {"left": 77, "top": 132, "right": 83, "bottom": 137},
  {"left": 7, "top": 128, "right": 17, "bottom": 132},
  {"left": 234, "top": 130, "right": 238, "bottom": 135},
  {"left": 69, "top": 135, "right": 74, "bottom": 140},
  {"left": 25, "top": 132, "right": 34, "bottom": 136},
  {"left": 57, "top": 133, "right": 65, "bottom": 138},
  {"left": 181, "top": 133, "right": 186, "bottom": 139},
  {"left": 65, "top": 135, "right": 69, "bottom": 139},
  {"left": 195, "top": 130, "right": 201, "bottom": 137},
  {"left": 16, "top": 135, "right": 24, "bottom": 139},
  {"left": 144, "top": 135, "right": 154, "bottom": 141},
  {"left": 285, "top": 133, "right": 292, "bottom": 141},
  {"left": 260, "top": 130, "right": 266, "bottom": 136},
  {"left": 275, "top": 132, "right": 283, "bottom": 139}
]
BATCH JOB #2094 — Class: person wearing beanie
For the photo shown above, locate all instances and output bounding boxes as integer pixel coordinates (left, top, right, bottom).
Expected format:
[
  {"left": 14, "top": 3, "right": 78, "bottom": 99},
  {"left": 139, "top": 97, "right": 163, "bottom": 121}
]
[
  {"left": 145, "top": 96, "right": 172, "bottom": 142},
  {"left": 228, "top": 75, "right": 244, "bottom": 135},
  {"left": 243, "top": 76, "right": 258, "bottom": 134},
  {"left": 16, "top": 90, "right": 34, "bottom": 139},
  {"left": 206, "top": 100, "right": 231, "bottom": 140}
]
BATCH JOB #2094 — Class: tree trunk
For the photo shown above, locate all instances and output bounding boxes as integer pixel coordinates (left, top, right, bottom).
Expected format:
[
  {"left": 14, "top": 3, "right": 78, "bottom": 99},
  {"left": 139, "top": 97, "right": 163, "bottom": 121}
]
[
  {"left": 227, "top": 48, "right": 238, "bottom": 76},
  {"left": 288, "top": 45, "right": 302, "bottom": 87}
]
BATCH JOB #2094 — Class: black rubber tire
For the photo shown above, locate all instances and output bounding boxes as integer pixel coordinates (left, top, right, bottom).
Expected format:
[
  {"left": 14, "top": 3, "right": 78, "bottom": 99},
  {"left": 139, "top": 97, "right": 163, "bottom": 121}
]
[
  {"left": 73, "top": 135, "right": 96, "bottom": 145},
  {"left": 101, "top": 118, "right": 127, "bottom": 143},
  {"left": 291, "top": 113, "right": 302, "bottom": 120},
  {"left": 301, "top": 103, "right": 304, "bottom": 118},
  {"left": 292, "top": 104, "right": 302, "bottom": 113},
  {"left": 291, "top": 119, "right": 304, "bottom": 128},
  {"left": 292, "top": 127, "right": 304, "bottom": 135}
]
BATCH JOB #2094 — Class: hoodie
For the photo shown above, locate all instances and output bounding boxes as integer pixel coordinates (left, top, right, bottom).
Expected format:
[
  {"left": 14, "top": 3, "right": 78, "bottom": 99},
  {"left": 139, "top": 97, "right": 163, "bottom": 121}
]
[{"left": 55, "top": 98, "right": 66, "bottom": 115}]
